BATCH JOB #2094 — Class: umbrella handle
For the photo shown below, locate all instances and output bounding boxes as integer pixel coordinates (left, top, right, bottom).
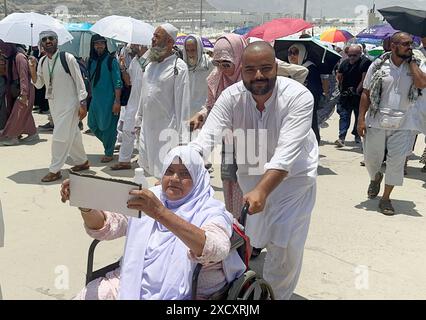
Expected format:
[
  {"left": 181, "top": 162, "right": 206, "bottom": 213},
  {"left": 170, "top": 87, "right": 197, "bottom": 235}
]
[{"left": 30, "top": 22, "right": 33, "bottom": 47}]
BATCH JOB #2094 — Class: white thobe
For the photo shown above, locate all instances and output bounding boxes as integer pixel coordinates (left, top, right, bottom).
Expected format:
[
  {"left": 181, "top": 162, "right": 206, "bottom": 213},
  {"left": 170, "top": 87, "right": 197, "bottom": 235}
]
[
  {"left": 138, "top": 54, "right": 191, "bottom": 178},
  {"left": 33, "top": 51, "right": 88, "bottom": 173},
  {"left": 190, "top": 77, "right": 318, "bottom": 299},
  {"left": 118, "top": 55, "right": 145, "bottom": 163},
  {"left": 188, "top": 56, "right": 213, "bottom": 116}
]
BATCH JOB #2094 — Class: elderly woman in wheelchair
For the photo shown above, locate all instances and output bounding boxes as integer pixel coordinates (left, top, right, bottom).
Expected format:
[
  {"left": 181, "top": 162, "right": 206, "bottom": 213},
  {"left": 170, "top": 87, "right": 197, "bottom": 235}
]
[{"left": 60, "top": 146, "right": 246, "bottom": 300}]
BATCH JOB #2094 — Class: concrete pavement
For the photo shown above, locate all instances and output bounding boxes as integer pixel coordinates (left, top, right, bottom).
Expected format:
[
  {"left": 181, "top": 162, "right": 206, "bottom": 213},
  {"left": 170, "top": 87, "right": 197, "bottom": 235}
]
[{"left": 0, "top": 111, "right": 425, "bottom": 299}]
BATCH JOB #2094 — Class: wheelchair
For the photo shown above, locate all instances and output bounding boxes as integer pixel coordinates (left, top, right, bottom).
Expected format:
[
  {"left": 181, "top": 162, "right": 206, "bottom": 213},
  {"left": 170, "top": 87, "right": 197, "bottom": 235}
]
[{"left": 85, "top": 204, "right": 275, "bottom": 300}]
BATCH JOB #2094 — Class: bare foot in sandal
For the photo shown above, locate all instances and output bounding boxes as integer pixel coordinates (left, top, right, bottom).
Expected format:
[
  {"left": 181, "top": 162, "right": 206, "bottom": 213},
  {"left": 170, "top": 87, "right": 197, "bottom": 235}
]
[
  {"left": 111, "top": 162, "right": 132, "bottom": 170},
  {"left": 101, "top": 156, "right": 114, "bottom": 163}
]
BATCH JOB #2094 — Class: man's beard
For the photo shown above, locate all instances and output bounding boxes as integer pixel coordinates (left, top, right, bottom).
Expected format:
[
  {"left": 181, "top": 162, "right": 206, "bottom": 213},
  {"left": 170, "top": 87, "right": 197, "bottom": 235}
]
[
  {"left": 43, "top": 44, "right": 57, "bottom": 55},
  {"left": 396, "top": 49, "right": 412, "bottom": 60},
  {"left": 243, "top": 77, "right": 277, "bottom": 96},
  {"left": 96, "top": 48, "right": 106, "bottom": 56},
  {"left": 349, "top": 57, "right": 360, "bottom": 65},
  {"left": 149, "top": 46, "right": 168, "bottom": 62}
]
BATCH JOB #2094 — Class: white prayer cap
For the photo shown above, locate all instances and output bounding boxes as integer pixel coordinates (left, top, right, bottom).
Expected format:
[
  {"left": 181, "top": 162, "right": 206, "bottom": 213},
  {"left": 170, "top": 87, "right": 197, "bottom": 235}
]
[
  {"left": 160, "top": 23, "right": 178, "bottom": 42},
  {"left": 39, "top": 30, "right": 58, "bottom": 41}
]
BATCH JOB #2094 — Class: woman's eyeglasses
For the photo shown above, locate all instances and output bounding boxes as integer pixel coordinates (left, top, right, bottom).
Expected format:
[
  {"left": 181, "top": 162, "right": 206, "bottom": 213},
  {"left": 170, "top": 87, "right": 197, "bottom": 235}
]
[
  {"left": 288, "top": 50, "right": 299, "bottom": 56},
  {"left": 41, "top": 36, "right": 56, "bottom": 43},
  {"left": 212, "top": 60, "right": 233, "bottom": 69}
]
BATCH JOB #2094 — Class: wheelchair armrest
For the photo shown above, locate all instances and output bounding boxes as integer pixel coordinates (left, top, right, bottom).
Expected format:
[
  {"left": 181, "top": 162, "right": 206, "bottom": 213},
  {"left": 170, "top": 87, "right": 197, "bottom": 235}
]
[
  {"left": 86, "top": 239, "right": 101, "bottom": 285},
  {"left": 230, "top": 231, "right": 245, "bottom": 251},
  {"left": 191, "top": 263, "right": 203, "bottom": 300}
]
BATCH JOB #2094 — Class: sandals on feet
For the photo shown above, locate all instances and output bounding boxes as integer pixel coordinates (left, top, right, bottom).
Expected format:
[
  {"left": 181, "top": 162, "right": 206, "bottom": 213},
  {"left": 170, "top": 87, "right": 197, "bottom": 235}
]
[
  {"left": 368, "top": 172, "right": 383, "bottom": 199},
  {"left": 101, "top": 156, "right": 114, "bottom": 163},
  {"left": 41, "top": 171, "right": 62, "bottom": 183},
  {"left": 71, "top": 161, "right": 90, "bottom": 172},
  {"left": 379, "top": 199, "right": 395, "bottom": 216},
  {"left": 111, "top": 163, "right": 132, "bottom": 171}
]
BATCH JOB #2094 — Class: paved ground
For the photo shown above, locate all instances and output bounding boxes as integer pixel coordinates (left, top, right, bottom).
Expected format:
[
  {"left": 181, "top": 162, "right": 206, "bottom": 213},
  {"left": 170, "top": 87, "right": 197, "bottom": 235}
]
[{"left": 0, "top": 111, "right": 425, "bottom": 300}]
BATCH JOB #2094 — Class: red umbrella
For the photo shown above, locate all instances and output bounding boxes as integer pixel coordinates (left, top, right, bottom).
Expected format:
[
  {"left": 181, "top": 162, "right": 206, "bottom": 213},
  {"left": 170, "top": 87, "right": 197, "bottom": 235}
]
[{"left": 246, "top": 18, "right": 313, "bottom": 42}]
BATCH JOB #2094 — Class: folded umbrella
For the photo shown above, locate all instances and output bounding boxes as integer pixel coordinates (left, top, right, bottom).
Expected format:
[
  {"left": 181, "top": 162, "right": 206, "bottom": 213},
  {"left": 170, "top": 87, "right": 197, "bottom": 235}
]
[
  {"left": 247, "top": 18, "right": 313, "bottom": 42},
  {"left": 0, "top": 12, "right": 73, "bottom": 46},
  {"left": 274, "top": 37, "right": 341, "bottom": 75},
  {"left": 378, "top": 6, "right": 426, "bottom": 37},
  {"left": 90, "top": 15, "right": 154, "bottom": 46}
]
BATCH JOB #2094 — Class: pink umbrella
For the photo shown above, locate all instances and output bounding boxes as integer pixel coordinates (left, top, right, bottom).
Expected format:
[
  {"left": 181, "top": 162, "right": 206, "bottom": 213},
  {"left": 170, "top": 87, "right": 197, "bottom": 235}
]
[{"left": 246, "top": 18, "right": 313, "bottom": 42}]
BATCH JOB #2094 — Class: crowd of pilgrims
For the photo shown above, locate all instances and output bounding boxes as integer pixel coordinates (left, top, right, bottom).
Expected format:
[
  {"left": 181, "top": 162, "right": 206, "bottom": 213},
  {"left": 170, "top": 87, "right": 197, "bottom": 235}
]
[{"left": 1, "top": 22, "right": 426, "bottom": 300}]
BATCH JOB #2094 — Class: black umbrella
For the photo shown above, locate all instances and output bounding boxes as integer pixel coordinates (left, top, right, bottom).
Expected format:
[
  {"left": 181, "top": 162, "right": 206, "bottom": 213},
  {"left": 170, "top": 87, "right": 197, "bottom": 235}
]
[
  {"left": 274, "top": 37, "right": 341, "bottom": 75},
  {"left": 378, "top": 6, "right": 426, "bottom": 37}
]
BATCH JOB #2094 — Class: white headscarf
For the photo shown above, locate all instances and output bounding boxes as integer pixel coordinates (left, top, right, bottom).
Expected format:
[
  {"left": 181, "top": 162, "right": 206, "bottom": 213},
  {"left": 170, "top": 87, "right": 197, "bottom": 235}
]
[
  {"left": 119, "top": 146, "right": 245, "bottom": 300},
  {"left": 182, "top": 35, "right": 210, "bottom": 72},
  {"left": 289, "top": 43, "right": 313, "bottom": 68}
]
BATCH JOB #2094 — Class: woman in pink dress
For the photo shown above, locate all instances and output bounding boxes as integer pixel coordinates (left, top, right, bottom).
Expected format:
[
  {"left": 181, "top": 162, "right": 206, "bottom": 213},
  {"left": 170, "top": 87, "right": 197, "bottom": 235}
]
[{"left": 0, "top": 40, "right": 37, "bottom": 146}]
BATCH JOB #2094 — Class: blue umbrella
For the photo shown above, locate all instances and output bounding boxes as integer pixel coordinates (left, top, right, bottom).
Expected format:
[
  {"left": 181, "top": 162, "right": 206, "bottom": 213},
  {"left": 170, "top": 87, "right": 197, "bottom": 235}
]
[
  {"left": 232, "top": 26, "right": 253, "bottom": 35},
  {"left": 59, "top": 23, "right": 118, "bottom": 59},
  {"left": 355, "top": 37, "right": 383, "bottom": 46},
  {"left": 64, "top": 22, "right": 93, "bottom": 32}
]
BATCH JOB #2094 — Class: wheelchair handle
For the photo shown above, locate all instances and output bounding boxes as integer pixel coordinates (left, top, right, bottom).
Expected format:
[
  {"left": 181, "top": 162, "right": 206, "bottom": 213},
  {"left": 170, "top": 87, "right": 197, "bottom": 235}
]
[{"left": 239, "top": 202, "right": 250, "bottom": 228}]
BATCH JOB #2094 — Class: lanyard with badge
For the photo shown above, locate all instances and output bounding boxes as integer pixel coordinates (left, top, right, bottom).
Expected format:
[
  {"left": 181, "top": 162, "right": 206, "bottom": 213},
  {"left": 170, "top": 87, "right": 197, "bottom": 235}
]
[{"left": 46, "top": 53, "right": 59, "bottom": 99}]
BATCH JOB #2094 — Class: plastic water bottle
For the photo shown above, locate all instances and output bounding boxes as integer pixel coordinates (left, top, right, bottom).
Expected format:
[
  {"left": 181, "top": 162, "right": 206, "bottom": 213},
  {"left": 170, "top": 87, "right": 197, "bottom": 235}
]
[{"left": 134, "top": 168, "right": 149, "bottom": 189}]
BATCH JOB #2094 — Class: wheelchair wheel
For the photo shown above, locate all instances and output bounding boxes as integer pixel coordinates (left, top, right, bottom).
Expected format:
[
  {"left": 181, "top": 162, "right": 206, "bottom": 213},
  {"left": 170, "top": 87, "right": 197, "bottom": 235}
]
[
  {"left": 241, "top": 278, "right": 275, "bottom": 300},
  {"left": 227, "top": 270, "right": 275, "bottom": 300}
]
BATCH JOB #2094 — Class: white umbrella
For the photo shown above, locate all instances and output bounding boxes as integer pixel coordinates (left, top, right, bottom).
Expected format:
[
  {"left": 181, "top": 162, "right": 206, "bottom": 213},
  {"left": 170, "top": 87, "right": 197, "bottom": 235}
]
[
  {"left": 0, "top": 12, "right": 73, "bottom": 46},
  {"left": 90, "top": 16, "right": 154, "bottom": 46}
]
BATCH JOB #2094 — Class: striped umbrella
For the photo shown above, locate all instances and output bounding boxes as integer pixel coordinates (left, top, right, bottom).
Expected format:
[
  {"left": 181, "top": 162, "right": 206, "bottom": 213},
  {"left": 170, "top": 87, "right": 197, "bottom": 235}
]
[{"left": 320, "top": 28, "right": 354, "bottom": 43}]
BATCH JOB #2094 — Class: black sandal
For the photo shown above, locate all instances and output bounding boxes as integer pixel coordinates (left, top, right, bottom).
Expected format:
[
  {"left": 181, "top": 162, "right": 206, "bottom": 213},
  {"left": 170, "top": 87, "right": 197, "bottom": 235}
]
[
  {"left": 251, "top": 247, "right": 263, "bottom": 259},
  {"left": 368, "top": 172, "right": 383, "bottom": 199},
  {"left": 379, "top": 199, "right": 395, "bottom": 216}
]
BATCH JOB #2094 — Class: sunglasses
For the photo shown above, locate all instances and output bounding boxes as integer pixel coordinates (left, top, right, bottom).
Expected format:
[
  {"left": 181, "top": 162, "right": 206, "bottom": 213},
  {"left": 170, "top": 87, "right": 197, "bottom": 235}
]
[
  {"left": 348, "top": 54, "right": 359, "bottom": 58},
  {"left": 288, "top": 50, "right": 299, "bottom": 56},
  {"left": 396, "top": 41, "right": 413, "bottom": 47},
  {"left": 41, "top": 36, "right": 56, "bottom": 43},
  {"left": 212, "top": 60, "right": 233, "bottom": 69}
]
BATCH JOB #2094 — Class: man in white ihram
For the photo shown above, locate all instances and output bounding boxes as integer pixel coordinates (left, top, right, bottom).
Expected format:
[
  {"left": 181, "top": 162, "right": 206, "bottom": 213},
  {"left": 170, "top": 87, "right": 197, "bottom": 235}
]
[
  {"left": 137, "top": 23, "right": 191, "bottom": 179},
  {"left": 29, "top": 30, "right": 89, "bottom": 183},
  {"left": 111, "top": 44, "right": 149, "bottom": 171},
  {"left": 190, "top": 42, "right": 318, "bottom": 299}
]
